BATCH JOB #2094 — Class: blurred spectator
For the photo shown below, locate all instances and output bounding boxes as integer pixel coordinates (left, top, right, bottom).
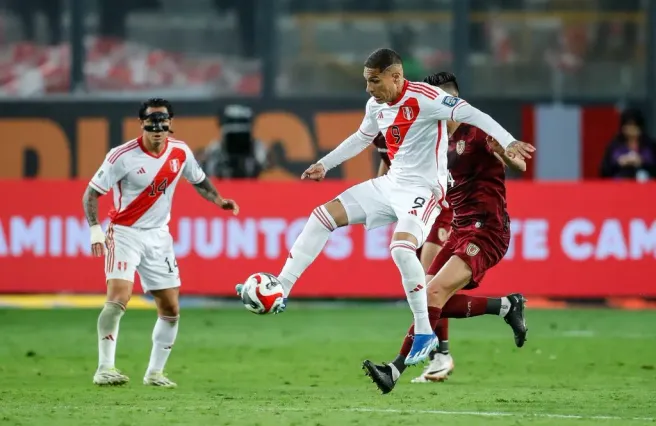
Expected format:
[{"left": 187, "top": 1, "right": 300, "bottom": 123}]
[
  {"left": 600, "top": 108, "right": 656, "bottom": 181},
  {"left": 198, "top": 105, "right": 270, "bottom": 179},
  {"left": 9, "top": 0, "right": 63, "bottom": 45}
]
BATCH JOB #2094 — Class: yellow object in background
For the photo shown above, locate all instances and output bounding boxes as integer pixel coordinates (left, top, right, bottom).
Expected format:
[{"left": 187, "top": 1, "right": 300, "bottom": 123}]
[{"left": 0, "top": 294, "right": 155, "bottom": 309}]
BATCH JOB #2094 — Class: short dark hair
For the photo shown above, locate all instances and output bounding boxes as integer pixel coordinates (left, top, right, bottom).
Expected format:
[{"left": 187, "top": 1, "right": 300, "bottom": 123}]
[
  {"left": 423, "top": 72, "right": 459, "bottom": 94},
  {"left": 139, "top": 98, "right": 174, "bottom": 119},
  {"left": 364, "top": 48, "right": 403, "bottom": 71}
]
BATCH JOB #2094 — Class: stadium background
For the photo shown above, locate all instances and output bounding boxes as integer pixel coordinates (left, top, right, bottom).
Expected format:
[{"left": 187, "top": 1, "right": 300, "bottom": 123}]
[
  {"left": 1, "top": 0, "right": 654, "bottom": 305},
  {"left": 1, "top": 2, "right": 655, "bottom": 425}
]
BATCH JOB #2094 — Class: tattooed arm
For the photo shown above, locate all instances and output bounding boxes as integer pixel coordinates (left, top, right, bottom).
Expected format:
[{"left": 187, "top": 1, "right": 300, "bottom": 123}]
[
  {"left": 83, "top": 185, "right": 106, "bottom": 256},
  {"left": 193, "top": 177, "right": 240, "bottom": 214},
  {"left": 83, "top": 186, "right": 102, "bottom": 226},
  {"left": 193, "top": 177, "right": 221, "bottom": 203}
]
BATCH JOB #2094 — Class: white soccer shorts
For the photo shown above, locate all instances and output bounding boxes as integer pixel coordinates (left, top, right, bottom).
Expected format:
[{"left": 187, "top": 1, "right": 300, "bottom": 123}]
[
  {"left": 104, "top": 224, "right": 181, "bottom": 292},
  {"left": 337, "top": 175, "right": 442, "bottom": 246}
]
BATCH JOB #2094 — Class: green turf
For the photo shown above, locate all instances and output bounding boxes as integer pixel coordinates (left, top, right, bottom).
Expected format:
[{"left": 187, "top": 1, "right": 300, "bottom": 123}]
[{"left": 0, "top": 307, "right": 655, "bottom": 426}]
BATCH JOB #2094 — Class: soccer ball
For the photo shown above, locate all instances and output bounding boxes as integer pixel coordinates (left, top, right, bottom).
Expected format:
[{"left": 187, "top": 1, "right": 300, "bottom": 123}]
[{"left": 240, "top": 273, "right": 285, "bottom": 315}]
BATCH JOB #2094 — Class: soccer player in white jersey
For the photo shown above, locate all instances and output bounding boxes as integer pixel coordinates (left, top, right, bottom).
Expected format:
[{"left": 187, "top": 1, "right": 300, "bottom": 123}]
[
  {"left": 83, "top": 98, "right": 240, "bottom": 387},
  {"left": 238, "top": 49, "right": 534, "bottom": 365}
]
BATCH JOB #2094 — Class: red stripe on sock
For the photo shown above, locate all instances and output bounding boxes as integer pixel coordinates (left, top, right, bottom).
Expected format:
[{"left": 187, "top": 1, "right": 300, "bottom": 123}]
[
  {"left": 390, "top": 242, "right": 417, "bottom": 252},
  {"left": 312, "top": 208, "right": 333, "bottom": 231},
  {"left": 159, "top": 315, "right": 179, "bottom": 322}
]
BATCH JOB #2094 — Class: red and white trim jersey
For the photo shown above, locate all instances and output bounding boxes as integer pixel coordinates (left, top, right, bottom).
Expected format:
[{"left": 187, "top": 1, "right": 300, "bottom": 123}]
[
  {"left": 89, "top": 136, "right": 206, "bottom": 229},
  {"left": 360, "top": 81, "right": 455, "bottom": 193},
  {"left": 345, "top": 80, "right": 515, "bottom": 199}
]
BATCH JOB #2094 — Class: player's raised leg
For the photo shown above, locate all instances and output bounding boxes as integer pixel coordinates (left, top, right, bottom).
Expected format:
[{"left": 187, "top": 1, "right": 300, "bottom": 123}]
[
  {"left": 145, "top": 287, "right": 180, "bottom": 388},
  {"left": 236, "top": 200, "right": 347, "bottom": 313},
  {"left": 237, "top": 177, "right": 391, "bottom": 313},
  {"left": 94, "top": 278, "right": 131, "bottom": 386},
  {"left": 277, "top": 200, "right": 346, "bottom": 296}
]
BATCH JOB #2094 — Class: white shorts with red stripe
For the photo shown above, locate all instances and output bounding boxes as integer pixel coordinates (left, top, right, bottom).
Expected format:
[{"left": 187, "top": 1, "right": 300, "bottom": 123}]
[
  {"left": 336, "top": 174, "right": 441, "bottom": 247},
  {"left": 105, "top": 224, "right": 180, "bottom": 292}
]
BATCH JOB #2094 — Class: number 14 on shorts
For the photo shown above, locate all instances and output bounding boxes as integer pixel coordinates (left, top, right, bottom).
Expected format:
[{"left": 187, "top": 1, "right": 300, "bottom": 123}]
[{"left": 165, "top": 257, "right": 178, "bottom": 273}]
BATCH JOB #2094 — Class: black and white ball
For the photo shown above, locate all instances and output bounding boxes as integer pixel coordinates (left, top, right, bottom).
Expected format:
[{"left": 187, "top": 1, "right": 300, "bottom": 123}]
[{"left": 240, "top": 273, "right": 285, "bottom": 315}]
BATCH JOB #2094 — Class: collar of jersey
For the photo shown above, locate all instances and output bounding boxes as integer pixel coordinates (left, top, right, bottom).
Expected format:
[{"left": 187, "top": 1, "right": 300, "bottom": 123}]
[
  {"left": 138, "top": 136, "right": 169, "bottom": 159},
  {"left": 388, "top": 79, "right": 409, "bottom": 106}
]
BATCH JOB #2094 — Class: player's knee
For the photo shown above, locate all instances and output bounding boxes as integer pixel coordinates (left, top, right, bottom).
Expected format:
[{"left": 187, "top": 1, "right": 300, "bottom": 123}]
[
  {"left": 155, "top": 300, "right": 179, "bottom": 318},
  {"left": 106, "top": 279, "right": 132, "bottom": 307},
  {"left": 159, "top": 305, "right": 179, "bottom": 318},
  {"left": 322, "top": 200, "right": 348, "bottom": 228},
  {"left": 151, "top": 288, "right": 180, "bottom": 317},
  {"left": 393, "top": 218, "right": 424, "bottom": 247},
  {"left": 389, "top": 240, "right": 418, "bottom": 267}
]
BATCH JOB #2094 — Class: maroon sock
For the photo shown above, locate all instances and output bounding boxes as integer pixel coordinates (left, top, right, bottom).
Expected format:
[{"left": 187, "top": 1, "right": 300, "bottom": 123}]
[
  {"left": 435, "top": 318, "right": 449, "bottom": 341},
  {"left": 399, "top": 324, "right": 414, "bottom": 357},
  {"left": 441, "top": 294, "right": 488, "bottom": 318},
  {"left": 428, "top": 306, "right": 442, "bottom": 330}
]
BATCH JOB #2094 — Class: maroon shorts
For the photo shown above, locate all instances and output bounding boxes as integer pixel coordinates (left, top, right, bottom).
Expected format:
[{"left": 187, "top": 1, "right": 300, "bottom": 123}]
[
  {"left": 426, "top": 223, "right": 510, "bottom": 289},
  {"left": 425, "top": 208, "right": 453, "bottom": 247}
]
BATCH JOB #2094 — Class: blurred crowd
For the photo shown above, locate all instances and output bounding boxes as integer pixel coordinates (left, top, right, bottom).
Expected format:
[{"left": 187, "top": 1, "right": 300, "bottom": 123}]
[
  {"left": 0, "top": 0, "right": 648, "bottom": 97},
  {"left": 600, "top": 108, "right": 656, "bottom": 182}
]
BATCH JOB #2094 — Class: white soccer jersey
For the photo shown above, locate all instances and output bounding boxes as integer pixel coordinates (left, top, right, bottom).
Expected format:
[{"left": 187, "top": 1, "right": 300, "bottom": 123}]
[
  {"left": 319, "top": 79, "right": 516, "bottom": 201},
  {"left": 89, "top": 137, "right": 206, "bottom": 229},
  {"left": 360, "top": 81, "right": 451, "bottom": 192}
]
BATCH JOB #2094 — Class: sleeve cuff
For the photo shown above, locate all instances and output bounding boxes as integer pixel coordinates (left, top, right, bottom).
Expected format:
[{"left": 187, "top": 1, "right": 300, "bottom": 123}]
[
  {"left": 89, "top": 181, "right": 108, "bottom": 194},
  {"left": 190, "top": 173, "right": 207, "bottom": 185}
]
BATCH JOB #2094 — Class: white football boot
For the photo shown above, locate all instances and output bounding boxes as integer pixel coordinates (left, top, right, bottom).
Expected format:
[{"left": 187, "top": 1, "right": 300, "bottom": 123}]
[
  {"left": 410, "top": 353, "right": 455, "bottom": 383},
  {"left": 143, "top": 371, "right": 177, "bottom": 388},
  {"left": 93, "top": 367, "right": 130, "bottom": 386}
]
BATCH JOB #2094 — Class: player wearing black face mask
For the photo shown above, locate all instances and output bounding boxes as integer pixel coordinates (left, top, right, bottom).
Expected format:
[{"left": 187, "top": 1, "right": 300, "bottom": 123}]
[{"left": 138, "top": 98, "right": 175, "bottom": 155}]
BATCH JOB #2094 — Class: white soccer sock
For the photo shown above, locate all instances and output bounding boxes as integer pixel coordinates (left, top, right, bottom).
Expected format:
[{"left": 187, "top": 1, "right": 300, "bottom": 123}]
[
  {"left": 499, "top": 297, "right": 511, "bottom": 317},
  {"left": 278, "top": 206, "right": 336, "bottom": 296},
  {"left": 390, "top": 241, "right": 432, "bottom": 335},
  {"left": 146, "top": 315, "right": 179, "bottom": 374},
  {"left": 388, "top": 363, "right": 401, "bottom": 382},
  {"left": 97, "top": 301, "right": 125, "bottom": 369}
]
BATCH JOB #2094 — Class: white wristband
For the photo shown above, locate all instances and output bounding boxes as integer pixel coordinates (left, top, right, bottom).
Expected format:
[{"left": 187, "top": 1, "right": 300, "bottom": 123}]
[{"left": 90, "top": 224, "right": 105, "bottom": 245}]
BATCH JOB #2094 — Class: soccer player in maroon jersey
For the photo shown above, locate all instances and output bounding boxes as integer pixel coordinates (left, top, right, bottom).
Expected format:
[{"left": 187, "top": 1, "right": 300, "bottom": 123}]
[{"left": 363, "top": 72, "right": 530, "bottom": 393}]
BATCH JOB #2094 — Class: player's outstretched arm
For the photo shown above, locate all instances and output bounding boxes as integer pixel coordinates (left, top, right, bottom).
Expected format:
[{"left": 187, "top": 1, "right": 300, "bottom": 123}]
[
  {"left": 487, "top": 136, "right": 527, "bottom": 172},
  {"left": 434, "top": 96, "right": 535, "bottom": 160},
  {"left": 83, "top": 186, "right": 105, "bottom": 257},
  {"left": 314, "top": 132, "right": 374, "bottom": 177},
  {"left": 193, "top": 177, "right": 239, "bottom": 215}
]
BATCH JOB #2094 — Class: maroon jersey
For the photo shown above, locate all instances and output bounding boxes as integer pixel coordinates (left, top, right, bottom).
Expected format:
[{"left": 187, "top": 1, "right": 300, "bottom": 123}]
[
  {"left": 373, "top": 132, "right": 391, "bottom": 167},
  {"left": 446, "top": 124, "right": 509, "bottom": 231}
]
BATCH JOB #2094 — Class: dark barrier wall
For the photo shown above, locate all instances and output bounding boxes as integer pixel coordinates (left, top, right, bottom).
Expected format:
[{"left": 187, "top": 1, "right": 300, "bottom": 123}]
[
  {"left": 1, "top": 99, "right": 645, "bottom": 180},
  {"left": 0, "top": 99, "right": 526, "bottom": 180}
]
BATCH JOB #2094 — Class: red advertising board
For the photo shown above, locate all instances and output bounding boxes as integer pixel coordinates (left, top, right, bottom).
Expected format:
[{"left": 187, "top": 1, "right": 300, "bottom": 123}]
[{"left": 0, "top": 180, "right": 655, "bottom": 298}]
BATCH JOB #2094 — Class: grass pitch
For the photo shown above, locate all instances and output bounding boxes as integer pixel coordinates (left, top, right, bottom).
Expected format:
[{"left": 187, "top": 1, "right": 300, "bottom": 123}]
[{"left": 1, "top": 306, "right": 655, "bottom": 425}]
